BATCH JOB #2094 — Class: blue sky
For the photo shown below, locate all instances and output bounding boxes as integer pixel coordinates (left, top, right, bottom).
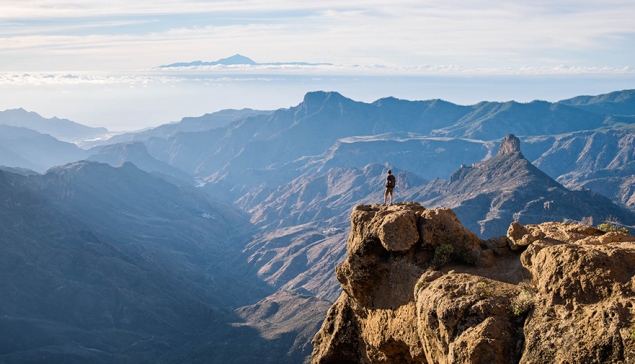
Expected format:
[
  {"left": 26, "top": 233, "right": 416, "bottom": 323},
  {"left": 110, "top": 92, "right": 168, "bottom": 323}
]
[{"left": 1, "top": 1, "right": 634, "bottom": 130}]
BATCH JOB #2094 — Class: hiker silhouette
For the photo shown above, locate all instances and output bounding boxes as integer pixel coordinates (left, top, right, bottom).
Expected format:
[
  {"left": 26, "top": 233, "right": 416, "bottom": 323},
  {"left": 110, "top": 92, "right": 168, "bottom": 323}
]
[{"left": 383, "top": 170, "right": 396, "bottom": 206}]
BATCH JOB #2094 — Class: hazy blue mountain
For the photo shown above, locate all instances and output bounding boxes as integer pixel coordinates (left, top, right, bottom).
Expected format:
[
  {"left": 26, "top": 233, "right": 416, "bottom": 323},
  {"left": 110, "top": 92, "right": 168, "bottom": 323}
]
[
  {"left": 0, "top": 163, "right": 252, "bottom": 363},
  {"left": 141, "top": 90, "right": 635, "bottom": 194},
  {"left": 368, "top": 97, "right": 472, "bottom": 134},
  {"left": 0, "top": 145, "right": 38, "bottom": 171},
  {"left": 560, "top": 89, "right": 635, "bottom": 116},
  {"left": 88, "top": 142, "right": 193, "bottom": 183},
  {"left": 0, "top": 123, "right": 43, "bottom": 138},
  {"left": 0, "top": 124, "right": 89, "bottom": 172},
  {"left": 0, "top": 108, "right": 108, "bottom": 142},
  {"left": 430, "top": 100, "right": 618, "bottom": 139},
  {"left": 160, "top": 54, "right": 258, "bottom": 67},
  {"left": 0, "top": 165, "right": 39, "bottom": 176},
  {"left": 84, "top": 108, "right": 271, "bottom": 148},
  {"left": 146, "top": 92, "right": 475, "bottom": 189}
]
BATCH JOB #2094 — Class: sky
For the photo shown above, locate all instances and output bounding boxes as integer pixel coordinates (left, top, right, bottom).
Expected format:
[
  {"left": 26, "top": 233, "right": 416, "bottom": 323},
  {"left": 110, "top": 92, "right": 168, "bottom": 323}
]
[{"left": 1, "top": 0, "right": 634, "bottom": 130}]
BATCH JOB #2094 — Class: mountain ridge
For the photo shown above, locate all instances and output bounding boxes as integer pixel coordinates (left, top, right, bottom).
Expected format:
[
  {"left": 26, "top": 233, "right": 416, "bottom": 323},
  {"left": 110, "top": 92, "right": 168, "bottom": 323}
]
[{"left": 0, "top": 108, "right": 108, "bottom": 142}]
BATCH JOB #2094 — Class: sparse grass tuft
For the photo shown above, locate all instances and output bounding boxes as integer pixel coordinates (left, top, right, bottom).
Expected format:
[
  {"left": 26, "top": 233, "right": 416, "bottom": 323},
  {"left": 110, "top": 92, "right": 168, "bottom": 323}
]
[
  {"left": 630, "top": 328, "right": 635, "bottom": 341},
  {"left": 433, "top": 244, "right": 454, "bottom": 268},
  {"left": 472, "top": 281, "right": 492, "bottom": 298}
]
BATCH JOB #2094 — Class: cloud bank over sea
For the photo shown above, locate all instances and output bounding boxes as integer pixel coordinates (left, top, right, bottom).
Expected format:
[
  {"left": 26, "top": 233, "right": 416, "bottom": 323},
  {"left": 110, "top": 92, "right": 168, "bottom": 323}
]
[{"left": 2, "top": 63, "right": 634, "bottom": 86}]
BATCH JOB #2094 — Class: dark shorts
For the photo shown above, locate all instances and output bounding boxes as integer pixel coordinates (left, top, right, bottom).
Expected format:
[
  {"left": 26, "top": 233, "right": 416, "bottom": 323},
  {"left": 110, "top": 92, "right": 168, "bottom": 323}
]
[{"left": 384, "top": 187, "right": 394, "bottom": 196}]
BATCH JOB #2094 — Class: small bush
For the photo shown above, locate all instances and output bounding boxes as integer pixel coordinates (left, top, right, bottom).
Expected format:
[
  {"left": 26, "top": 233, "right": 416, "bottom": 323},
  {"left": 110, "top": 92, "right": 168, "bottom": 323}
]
[
  {"left": 472, "top": 281, "right": 492, "bottom": 298},
  {"left": 597, "top": 217, "right": 629, "bottom": 234},
  {"left": 630, "top": 328, "right": 635, "bottom": 341},
  {"left": 433, "top": 244, "right": 454, "bottom": 267}
]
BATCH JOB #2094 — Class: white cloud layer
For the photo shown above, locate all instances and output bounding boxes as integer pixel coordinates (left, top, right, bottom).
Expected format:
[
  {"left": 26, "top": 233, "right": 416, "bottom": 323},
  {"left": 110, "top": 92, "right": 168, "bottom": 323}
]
[{"left": 1, "top": 63, "right": 634, "bottom": 87}]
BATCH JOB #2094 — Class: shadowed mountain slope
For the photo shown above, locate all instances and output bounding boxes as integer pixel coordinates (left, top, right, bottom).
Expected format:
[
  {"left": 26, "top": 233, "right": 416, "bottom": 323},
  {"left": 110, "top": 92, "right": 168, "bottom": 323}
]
[{"left": 0, "top": 162, "right": 333, "bottom": 363}]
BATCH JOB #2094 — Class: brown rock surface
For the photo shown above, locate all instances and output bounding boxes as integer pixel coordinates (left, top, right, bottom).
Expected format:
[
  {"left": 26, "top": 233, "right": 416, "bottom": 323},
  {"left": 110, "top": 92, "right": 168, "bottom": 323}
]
[
  {"left": 312, "top": 203, "right": 635, "bottom": 364},
  {"left": 416, "top": 275, "right": 521, "bottom": 364}
]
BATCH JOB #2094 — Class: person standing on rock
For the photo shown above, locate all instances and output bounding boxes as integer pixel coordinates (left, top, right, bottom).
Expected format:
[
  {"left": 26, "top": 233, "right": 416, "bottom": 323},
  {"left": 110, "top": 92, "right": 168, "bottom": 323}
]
[{"left": 383, "top": 170, "right": 396, "bottom": 206}]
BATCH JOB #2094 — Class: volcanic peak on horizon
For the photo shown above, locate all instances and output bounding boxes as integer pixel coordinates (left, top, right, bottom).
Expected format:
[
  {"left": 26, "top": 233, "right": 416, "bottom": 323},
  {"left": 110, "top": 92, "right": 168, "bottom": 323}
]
[{"left": 158, "top": 54, "right": 333, "bottom": 69}]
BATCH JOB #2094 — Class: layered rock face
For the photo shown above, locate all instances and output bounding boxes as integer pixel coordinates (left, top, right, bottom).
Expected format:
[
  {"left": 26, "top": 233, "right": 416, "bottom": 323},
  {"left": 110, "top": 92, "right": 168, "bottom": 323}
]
[{"left": 312, "top": 203, "right": 635, "bottom": 363}]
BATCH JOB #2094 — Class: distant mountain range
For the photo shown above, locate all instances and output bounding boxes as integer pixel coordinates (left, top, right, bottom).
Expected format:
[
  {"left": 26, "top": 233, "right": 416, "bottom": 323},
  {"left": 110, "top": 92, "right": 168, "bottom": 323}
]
[
  {"left": 158, "top": 54, "right": 333, "bottom": 69},
  {"left": 0, "top": 124, "right": 90, "bottom": 172},
  {"left": 3, "top": 88, "right": 635, "bottom": 362},
  {"left": 0, "top": 108, "right": 108, "bottom": 142},
  {"left": 82, "top": 108, "right": 272, "bottom": 148}
]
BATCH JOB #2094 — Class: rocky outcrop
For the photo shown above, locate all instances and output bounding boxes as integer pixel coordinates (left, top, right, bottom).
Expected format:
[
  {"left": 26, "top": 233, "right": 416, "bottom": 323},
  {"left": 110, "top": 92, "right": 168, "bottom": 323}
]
[
  {"left": 498, "top": 134, "right": 522, "bottom": 156},
  {"left": 312, "top": 202, "right": 635, "bottom": 364}
]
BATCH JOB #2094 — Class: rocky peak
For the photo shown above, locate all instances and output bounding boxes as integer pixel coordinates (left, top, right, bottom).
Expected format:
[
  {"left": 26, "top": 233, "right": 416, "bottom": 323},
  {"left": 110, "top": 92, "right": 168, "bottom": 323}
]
[
  {"left": 312, "top": 202, "right": 635, "bottom": 364},
  {"left": 300, "top": 91, "right": 349, "bottom": 116},
  {"left": 498, "top": 133, "right": 522, "bottom": 155}
]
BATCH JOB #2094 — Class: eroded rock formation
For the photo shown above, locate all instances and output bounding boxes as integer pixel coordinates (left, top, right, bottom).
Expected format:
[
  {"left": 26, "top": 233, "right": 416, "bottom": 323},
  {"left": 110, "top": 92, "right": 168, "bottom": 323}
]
[
  {"left": 312, "top": 202, "right": 635, "bottom": 363},
  {"left": 498, "top": 133, "right": 522, "bottom": 156}
]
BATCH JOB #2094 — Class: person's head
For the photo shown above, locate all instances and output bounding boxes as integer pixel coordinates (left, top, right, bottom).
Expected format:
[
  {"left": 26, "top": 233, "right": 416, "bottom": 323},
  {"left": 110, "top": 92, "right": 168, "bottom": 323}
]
[{"left": 387, "top": 170, "right": 392, "bottom": 175}]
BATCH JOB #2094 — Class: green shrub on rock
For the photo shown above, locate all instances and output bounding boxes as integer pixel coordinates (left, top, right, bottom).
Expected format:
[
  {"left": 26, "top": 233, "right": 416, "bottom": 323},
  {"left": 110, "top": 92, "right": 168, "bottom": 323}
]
[{"left": 433, "top": 244, "right": 454, "bottom": 267}]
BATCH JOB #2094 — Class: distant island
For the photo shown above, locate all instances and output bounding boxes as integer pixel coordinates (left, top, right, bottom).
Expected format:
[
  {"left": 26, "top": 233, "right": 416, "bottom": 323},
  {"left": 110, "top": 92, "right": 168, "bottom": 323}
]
[{"left": 158, "top": 54, "right": 333, "bottom": 68}]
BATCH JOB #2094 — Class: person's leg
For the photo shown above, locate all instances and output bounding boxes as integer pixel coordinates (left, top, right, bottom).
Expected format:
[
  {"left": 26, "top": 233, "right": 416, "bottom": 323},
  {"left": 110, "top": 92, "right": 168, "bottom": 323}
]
[
  {"left": 383, "top": 189, "right": 388, "bottom": 205},
  {"left": 389, "top": 189, "right": 394, "bottom": 205}
]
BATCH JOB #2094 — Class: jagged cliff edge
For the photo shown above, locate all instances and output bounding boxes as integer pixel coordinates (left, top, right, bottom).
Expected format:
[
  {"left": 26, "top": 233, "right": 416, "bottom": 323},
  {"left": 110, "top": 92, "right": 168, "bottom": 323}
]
[{"left": 311, "top": 201, "right": 635, "bottom": 363}]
